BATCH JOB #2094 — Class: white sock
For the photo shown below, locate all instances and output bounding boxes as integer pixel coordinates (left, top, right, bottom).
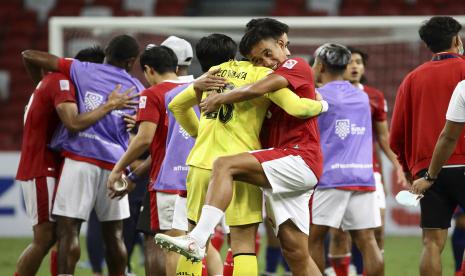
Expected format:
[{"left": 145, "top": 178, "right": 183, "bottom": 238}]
[{"left": 189, "top": 205, "right": 224, "bottom": 248}]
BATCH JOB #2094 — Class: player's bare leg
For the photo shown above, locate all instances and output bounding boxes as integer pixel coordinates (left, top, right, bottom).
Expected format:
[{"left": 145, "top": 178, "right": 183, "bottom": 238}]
[
  {"left": 349, "top": 229, "right": 384, "bottom": 276},
  {"left": 206, "top": 240, "right": 224, "bottom": 275},
  {"left": 101, "top": 220, "right": 127, "bottom": 275},
  {"left": 16, "top": 221, "right": 56, "bottom": 275},
  {"left": 329, "top": 227, "right": 352, "bottom": 276},
  {"left": 204, "top": 152, "right": 271, "bottom": 211},
  {"left": 55, "top": 216, "right": 82, "bottom": 273},
  {"left": 308, "top": 224, "right": 331, "bottom": 272},
  {"left": 420, "top": 229, "right": 448, "bottom": 276},
  {"left": 279, "top": 220, "right": 321, "bottom": 276},
  {"left": 144, "top": 233, "right": 166, "bottom": 276},
  {"left": 374, "top": 209, "right": 385, "bottom": 250}
]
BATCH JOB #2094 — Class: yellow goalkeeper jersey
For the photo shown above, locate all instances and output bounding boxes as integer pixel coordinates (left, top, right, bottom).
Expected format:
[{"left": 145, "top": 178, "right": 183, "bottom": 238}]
[{"left": 187, "top": 60, "right": 271, "bottom": 169}]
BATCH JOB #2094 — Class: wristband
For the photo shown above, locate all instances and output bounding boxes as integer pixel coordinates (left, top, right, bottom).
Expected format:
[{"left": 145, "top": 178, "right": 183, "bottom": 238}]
[
  {"left": 127, "top": 171, "right": 141, "bottom": 183},
  {"left": 320, "top": 100, "right": 329, "bottom": 113}
]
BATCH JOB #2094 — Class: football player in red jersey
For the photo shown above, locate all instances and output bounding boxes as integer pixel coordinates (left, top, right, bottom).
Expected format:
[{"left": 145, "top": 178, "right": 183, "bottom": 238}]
[{"left": 15, "top": 47, "right": 136, "bottom": 276}]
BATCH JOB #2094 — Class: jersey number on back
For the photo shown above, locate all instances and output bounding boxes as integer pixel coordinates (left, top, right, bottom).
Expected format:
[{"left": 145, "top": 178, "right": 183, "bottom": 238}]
[{"left": 205, "top": 83, "right": 235, "bottom": 123}]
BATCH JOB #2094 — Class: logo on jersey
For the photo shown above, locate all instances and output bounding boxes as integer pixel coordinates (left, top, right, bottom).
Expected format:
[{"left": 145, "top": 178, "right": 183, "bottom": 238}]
[
  {"left": 139, "top": 96, "right": 147, "bottom": 109},
  {"left": 335, "top": 120, "right": 350, "bottom": 140},
  {"left": 335, "top": 119, "right": 366, "bottom": 140},
  {"left": 84, "top": 91, "right": 104, "bottom": 111},
  {"left": 59, "top": 80, "right": 70, "bottom": 91},
  {"left": 282, "top": 59, "right": 298, "bottom": 69}
]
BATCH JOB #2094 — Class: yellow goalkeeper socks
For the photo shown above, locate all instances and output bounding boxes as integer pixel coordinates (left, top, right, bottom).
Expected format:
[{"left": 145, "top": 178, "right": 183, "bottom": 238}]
[
  {"left": 233, "top": 254, "right": 258, "bottom": 276},
  {"left": 176, "top": 255, "right": 202, "bottom": 276}
]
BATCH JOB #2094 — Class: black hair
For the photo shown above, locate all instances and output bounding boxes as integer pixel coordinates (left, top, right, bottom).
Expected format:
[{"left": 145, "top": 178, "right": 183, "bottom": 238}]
[
  {"left": 315, "top": 43, "right": 352, "bottom": 75},
  {"left": 239, "top": 18, "right": 289, "bottom": 57},
  {"left": 347, "top": 46, "right": 368, "bottom": 65},
  {"left": 105, "top": 34, "right": 140, "bottom": 63},
  {"left": 195, "top": 33, "right": 237, "bottom": 72},
  {"left": 74, "top": 46, "right": 105, "bottom": 63},
  {"left": 419, "top": 16, "right": 462, "bottom": 53},
  {"left": 139, "top": 45, "right": 177, "bottom": 75}
]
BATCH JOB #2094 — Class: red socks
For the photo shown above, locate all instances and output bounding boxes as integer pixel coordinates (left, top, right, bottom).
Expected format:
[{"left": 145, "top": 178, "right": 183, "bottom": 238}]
[
  {"left": 329, "top": 254, "right": 351, "bottom": 276},
  {"left": 50, "top": 250, "right": 58, "bottom": 276},
  {"left": 223, "top": 248, "right": 234, "bottom": 276}
]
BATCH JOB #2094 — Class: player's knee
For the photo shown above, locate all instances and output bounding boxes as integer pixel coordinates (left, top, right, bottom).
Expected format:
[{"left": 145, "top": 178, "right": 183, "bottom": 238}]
[{"left": 212, "top": 156, "right": 233, "bottom": 173}]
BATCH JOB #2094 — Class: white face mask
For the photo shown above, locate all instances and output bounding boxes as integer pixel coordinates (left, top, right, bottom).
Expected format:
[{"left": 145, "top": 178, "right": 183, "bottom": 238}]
[{"left": 459, "top": 44, "right": 464, "bottom": 55}]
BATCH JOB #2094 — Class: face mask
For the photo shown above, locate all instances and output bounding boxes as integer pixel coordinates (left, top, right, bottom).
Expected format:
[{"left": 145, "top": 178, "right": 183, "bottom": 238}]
[{"left": 459, "top": 44, "right": 464, "bottom": 55}]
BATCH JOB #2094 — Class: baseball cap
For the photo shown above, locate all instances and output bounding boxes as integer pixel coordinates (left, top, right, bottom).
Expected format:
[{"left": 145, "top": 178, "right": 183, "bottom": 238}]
[{"left": 161, "top": 36, "right": 193, "bottom": 66}]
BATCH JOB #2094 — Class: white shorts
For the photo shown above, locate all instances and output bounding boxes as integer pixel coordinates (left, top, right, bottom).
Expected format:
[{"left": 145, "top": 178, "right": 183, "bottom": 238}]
[
  {"left": 374, "top": 172, "right": 386, "bottom": 209},
  {"left": 311, "top": 188, "right": 381, "bottom": 231},
  {"left": 152, "top": 191, "right": 179, "bottom": 231},
  {"left": 252, "top": 149, "right": 318, "bottom": 193},
  {"left": 52, "top": 158, "right": 129, "bottom": 221},
  {"left": 265, "top": 188, "right": 313, "bottom": 236},
  {"left": 171, "top": 193, "right": 188, "bottom": 231},
  {"left": 19, "top": 177, "right": 56, "bottom": 225}
]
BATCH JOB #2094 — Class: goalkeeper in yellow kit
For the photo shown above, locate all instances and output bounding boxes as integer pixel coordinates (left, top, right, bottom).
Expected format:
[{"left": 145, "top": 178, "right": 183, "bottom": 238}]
[{"left": 156, "top": 39, "right": 327, "bottom": 276}]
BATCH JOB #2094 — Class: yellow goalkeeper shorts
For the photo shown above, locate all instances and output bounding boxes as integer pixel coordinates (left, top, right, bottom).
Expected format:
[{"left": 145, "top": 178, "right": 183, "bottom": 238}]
[{"left": 186, "top": 166, "right": 263, "bottom": 226}]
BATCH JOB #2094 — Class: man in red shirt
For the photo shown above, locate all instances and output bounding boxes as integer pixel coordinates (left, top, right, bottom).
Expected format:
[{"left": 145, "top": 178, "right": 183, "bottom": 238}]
[
  {"left": 16, "top": 47, "right": 135, "bottom": 276},
  {"left": 390, "top": 16, "right": 465, "bottom": 275}
]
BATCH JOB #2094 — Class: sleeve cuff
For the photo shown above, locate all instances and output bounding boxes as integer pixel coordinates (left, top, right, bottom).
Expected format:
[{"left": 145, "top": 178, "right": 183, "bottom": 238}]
[{"left": 320, "top": 100, "right": 329, "bottom": 113}]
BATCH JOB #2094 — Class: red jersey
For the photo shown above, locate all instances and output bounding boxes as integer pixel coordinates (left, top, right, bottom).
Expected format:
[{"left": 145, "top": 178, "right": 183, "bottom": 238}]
[
  {"left": 263, "top": 57, "right": 323, "bottom": 178},
  {"left": 361, "top": 84, "right": 387, "bottom": 173},
  {"left": 136, "top": 81, "right": 184, "bottom": 191},
  {"left": 390, "top": 52, "right": 465, "bottom": 176},
  {"left": 16, "top": 73, "right": 76, "bottom": 180}
]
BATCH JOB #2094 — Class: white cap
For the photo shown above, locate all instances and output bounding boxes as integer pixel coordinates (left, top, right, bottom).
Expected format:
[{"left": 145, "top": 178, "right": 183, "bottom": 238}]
[{"left": 161, "top": 36, "right": 193, "bottom": 66}]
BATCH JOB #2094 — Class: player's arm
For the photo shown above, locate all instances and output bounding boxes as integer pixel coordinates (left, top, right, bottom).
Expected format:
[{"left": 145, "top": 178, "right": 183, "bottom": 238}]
[
  {"left": 389, "top": 81, "right": 411, "bottom": 182},
  {"left": 107, "top": 121, "right": 157, "bottom": 198},
  {"left": 267, "top": 88, "right": 328, "bottom": 119},
  {"left": 56, "top": 85, "right": 138, "bottom": 132},
  {"left": 374, "top": 120, "right": 408, "bottom": 187},
  {"left": 200, "top": 74, "right": 288, "bottom": 112},
  {"left": 168, "top": 84, "right": 199, "bottom": 137},
  {"left": 22, "top": 50, "right": 60, "bottom": 85}
]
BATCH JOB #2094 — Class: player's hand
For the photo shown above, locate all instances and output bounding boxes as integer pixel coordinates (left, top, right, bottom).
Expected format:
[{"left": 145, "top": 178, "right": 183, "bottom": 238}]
[
  {"left": 396, "top": 166, "right": 410, "bottom": 189},
  {"left": 193, "top": 69, "right": 226, "bottom": 92},
  {"left": 410, "top": 178, "right": 433, "bottom": 195},
  {"left": 107, "top": 169, "right": 123, "bottom": 194},
  {"left": 110, "top": 177, "right": 136, "bottom": 200},
  {"left": 315, "top": 91, "right": 323, "bottom": 101},
  {"left": 123, "top": 114, "right": 137, "bottom": 132},
  {"left": 199, "top": 92, "right": 222, "bottom": 113},
  {"left": 106, "top": 85, "right": 140, "bottom": 110}
]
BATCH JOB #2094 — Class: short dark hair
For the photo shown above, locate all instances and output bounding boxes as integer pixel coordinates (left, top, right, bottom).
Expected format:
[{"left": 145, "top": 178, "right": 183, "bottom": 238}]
[
  {"left": 419, "top": 16, "right": 462, "bottom": 53},
  {"left": 139, "top": 45, "right": 177, "bottom": 74},
  {"left": 315, "top": 43, "right": 352, "bottom": 75},
  {"left": 105, "top": 34, "right": 140, "bottom": 63},
  {"left": 347, "top": 46, "right": 368, "bottom": 65},
  {"left": 195, "top": 34, "right": 237, "bottom": 72},
  {"left": 239, "top": 18, "right": 289, "bottom": 57},
  {"left": 74, "top": 46, "right": 105, "bottom": 63}
]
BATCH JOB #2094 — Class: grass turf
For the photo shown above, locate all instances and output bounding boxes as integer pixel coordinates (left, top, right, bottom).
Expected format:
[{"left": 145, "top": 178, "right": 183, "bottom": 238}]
[{"left": 0, "top": 236, "right": 455, "bottom": 275}]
